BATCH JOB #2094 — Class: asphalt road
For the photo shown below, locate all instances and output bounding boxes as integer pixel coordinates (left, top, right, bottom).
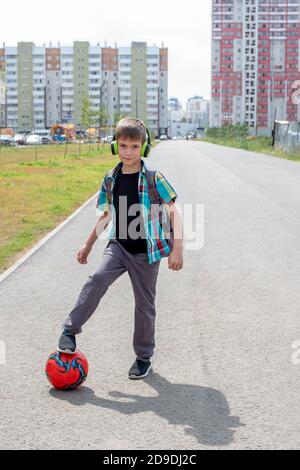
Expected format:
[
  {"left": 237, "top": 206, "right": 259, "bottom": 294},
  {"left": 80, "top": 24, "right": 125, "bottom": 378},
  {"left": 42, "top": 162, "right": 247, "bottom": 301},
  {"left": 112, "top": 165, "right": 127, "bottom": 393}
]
[{"left": 1, "top": 140, "right": 300, "bottom": 449}]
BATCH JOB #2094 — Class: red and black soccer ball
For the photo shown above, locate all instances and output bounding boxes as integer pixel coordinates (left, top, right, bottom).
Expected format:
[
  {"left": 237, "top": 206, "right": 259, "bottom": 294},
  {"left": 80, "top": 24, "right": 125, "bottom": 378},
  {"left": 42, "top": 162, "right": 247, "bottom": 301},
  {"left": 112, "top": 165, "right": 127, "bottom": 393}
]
[{"left": 45, "top": 349, "right": 89, "bottom": 391}]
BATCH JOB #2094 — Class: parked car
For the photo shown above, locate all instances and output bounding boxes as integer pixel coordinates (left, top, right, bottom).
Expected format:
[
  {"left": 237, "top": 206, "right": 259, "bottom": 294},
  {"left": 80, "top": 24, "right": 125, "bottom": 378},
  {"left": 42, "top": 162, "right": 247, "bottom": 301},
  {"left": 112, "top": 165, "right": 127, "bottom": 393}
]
[
  {"left": 13, "top": 134, "right": 27, "bottom": 145},
  {"left": 33, "top": 129, "right": 51, "bottom": 139},
  {"left": 103, "top": 135, "right": 114, "bottom": 143},
  {"left": 41, "top": 136, "right": 54, "bottom": 145},
  {"left": 26, "top": 134, "right": 42, "bottom": 145},
  {"left": 0, "top": 134, "right": 13, "bottom": 145},
  {"left": 159, "top": 134, "right": 168, "bottom": 141}
]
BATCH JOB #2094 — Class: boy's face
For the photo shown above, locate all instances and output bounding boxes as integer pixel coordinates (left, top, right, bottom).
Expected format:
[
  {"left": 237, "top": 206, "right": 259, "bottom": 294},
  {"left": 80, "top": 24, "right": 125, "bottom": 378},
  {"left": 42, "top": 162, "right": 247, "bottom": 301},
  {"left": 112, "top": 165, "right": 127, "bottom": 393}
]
[{"left": 118, "top": 137, "right": 143, "bottom": 169}]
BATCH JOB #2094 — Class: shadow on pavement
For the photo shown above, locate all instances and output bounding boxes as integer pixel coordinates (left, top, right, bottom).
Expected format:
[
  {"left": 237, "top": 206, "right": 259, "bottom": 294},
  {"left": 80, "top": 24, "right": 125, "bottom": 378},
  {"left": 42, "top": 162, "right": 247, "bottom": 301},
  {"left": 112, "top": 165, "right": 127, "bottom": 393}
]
[{"left": 49, "top": 372, "right": 242, "bottom": 446}]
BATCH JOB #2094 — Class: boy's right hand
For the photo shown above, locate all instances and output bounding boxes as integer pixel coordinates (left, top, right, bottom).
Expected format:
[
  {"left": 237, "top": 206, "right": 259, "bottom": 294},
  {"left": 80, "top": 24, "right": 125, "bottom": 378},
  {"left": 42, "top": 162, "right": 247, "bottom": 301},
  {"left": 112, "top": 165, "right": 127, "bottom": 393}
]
[{"left": 77, "top": 243, "right": 92, "bottom": 264}]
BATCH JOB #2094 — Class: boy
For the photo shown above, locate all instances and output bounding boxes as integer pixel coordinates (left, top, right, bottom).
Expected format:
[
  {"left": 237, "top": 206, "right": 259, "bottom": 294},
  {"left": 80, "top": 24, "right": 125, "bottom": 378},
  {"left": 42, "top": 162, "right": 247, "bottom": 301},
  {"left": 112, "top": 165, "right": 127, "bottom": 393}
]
[{"left": 58, "top": 118, "right": 183, "bottom": 379}]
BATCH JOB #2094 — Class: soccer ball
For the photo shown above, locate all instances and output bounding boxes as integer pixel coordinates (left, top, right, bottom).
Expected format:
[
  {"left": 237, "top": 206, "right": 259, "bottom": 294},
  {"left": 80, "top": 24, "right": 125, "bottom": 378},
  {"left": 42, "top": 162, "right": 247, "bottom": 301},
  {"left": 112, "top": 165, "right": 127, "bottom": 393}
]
[{"left": 45, "top": 349, "right": 89, "bottom": 391}]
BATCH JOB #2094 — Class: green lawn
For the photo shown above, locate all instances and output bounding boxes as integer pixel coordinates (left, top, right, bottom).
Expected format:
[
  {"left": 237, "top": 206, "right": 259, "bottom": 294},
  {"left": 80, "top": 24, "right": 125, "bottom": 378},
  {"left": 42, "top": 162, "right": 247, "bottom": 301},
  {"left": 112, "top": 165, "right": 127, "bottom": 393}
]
[
  {"left": 199, "top": 136, "right": 300, "bottom": 162},
  {"left": 0, "top": 143, "right": 116, "bottom": 273}
]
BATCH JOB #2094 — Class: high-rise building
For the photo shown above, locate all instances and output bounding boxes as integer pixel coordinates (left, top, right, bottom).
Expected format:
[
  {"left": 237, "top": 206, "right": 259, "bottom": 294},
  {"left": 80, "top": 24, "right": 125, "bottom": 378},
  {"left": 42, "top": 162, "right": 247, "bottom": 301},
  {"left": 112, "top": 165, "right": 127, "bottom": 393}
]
[
  {"left": 168, "top": 97, "right": 182, "bottom": 111},
  {"left": 46, "top": 47, "right": 62, "bottom": 127},
  {"left": 168, "top": 95, "right": 210, "bottom": 138},
  {"left": 0, "top": 41, "right": 168, "bottom": 135},
  {"left": 118, "top": 42, "right": 168, "bottom": 134},
  {"left": 211, "top": 0, "right": 300, "bottom": 136},
  {"left": 186, "top": 95, "right": 210, "bottom": 116},
  {"left": 0, "top": 47, "right": 6, "bottom": 127}
]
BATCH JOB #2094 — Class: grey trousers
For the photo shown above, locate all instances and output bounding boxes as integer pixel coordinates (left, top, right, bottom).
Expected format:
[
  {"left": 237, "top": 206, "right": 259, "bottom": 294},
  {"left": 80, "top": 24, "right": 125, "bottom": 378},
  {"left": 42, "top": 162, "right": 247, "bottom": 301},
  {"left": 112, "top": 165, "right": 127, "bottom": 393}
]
[{"left": 63, "top": 239, "right": 161, "bottom": 359}]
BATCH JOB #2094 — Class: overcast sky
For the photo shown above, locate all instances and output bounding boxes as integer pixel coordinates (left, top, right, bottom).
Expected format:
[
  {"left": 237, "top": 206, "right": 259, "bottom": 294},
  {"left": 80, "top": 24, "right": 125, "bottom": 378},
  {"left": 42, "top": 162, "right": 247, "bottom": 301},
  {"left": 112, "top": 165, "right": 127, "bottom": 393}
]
[{"left": 1, "top": 0, "right": 211, "bottom": 108}]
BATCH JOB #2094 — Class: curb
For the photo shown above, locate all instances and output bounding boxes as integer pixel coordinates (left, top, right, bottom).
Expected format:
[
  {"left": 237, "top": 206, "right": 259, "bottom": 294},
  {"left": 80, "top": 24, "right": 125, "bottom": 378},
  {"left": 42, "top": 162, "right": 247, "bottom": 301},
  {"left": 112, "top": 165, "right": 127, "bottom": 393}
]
[{"left": 0, "top": 191, "right": 99, "bottom": 284}]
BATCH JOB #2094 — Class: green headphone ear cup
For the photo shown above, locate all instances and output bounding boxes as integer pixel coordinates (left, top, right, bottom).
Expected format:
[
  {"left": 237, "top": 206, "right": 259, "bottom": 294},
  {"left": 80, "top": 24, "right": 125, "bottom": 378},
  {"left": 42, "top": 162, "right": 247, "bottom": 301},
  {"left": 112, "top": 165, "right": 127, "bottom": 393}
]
[
  {"left": 111, "top": 141, "right": 118, "bottom": 155},
  {"left": 141, "top": 141, "right": 148, "bottom": 157},
  {"left": 141, "top": 127, "right": 151, "bottom": 157},
  {"left": 143, "top": 144, "right": 151, "bottom": 158}
]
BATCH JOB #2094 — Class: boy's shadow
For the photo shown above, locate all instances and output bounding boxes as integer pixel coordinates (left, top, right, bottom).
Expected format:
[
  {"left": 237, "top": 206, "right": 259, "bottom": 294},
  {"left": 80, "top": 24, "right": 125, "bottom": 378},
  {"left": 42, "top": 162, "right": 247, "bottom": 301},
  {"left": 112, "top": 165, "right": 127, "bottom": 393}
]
[{"left": 49, "top": 373, "right": 242, "bottom": 446}]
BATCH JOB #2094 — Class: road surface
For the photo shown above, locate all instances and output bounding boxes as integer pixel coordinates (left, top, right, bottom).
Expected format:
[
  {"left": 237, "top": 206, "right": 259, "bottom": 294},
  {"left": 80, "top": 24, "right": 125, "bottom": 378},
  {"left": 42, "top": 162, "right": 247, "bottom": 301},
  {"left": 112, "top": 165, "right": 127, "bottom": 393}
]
[{"left": 1, "top": 140, "right": 300, "bottom": 449}]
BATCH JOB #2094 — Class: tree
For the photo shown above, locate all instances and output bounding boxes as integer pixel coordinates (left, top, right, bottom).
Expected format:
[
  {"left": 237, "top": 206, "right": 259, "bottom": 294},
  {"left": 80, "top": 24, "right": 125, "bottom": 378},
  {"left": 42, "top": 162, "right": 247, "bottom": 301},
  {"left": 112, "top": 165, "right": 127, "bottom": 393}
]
[
  {"left": 112, "top": 111, "right": 127, "bottom": 126},
  {"left": 81, "top": 97, "right": 94, "bottom": 130},
  {"left": 93, "top": 107, "right": 109, "bottom": 128},
  {"left": 93, "top": 107, "right": 109, "bottom": 149}
]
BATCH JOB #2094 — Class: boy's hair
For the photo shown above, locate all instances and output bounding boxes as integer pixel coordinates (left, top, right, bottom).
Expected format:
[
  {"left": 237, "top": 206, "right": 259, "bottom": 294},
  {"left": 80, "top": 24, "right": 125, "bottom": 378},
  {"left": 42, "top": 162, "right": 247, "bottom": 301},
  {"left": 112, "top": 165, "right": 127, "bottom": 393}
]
[{"left": 115, "top": 118, "right": 147, "bottom": 144}]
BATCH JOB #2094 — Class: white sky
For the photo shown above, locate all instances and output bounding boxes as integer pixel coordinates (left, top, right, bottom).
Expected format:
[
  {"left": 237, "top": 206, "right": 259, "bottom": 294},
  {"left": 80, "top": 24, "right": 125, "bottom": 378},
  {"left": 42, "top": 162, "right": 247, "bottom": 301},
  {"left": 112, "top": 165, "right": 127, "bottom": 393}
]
[{"left": 1, "top": 0, "right": 212, "bottom": 108}]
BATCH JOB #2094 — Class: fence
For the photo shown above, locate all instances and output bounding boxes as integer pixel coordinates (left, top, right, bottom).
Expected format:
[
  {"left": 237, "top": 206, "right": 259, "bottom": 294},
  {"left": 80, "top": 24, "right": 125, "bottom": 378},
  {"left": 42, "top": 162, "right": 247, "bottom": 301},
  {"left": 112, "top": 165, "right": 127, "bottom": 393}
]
[{"left": 274, "top": 121, "right": 300, "bottom": 154}]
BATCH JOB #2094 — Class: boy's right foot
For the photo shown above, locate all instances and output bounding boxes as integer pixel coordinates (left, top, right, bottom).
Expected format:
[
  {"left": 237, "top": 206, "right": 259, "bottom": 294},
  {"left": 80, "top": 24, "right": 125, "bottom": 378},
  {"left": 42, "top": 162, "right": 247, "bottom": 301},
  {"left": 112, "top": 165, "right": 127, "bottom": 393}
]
[
  {"left": 128, "top": 358, "right": 152, "bottom": 380},
  {"left": 57, "top": 330, "right": 76, "bottom": 354}
]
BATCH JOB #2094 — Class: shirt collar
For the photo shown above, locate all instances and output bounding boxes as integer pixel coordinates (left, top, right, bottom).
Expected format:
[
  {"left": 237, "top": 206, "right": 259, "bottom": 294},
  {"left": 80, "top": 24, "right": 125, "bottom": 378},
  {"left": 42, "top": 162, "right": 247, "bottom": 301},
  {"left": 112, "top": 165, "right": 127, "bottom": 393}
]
[{"left": 108, "top": 158, "right": 147, "bottom": 180}]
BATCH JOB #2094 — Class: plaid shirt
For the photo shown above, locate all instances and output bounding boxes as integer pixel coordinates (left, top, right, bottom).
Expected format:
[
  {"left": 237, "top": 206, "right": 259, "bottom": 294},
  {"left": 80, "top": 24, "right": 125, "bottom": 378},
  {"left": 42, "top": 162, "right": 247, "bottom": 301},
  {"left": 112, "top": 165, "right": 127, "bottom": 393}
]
[{"left": 96, "top": 159, "right": 178, "bottom": 264}]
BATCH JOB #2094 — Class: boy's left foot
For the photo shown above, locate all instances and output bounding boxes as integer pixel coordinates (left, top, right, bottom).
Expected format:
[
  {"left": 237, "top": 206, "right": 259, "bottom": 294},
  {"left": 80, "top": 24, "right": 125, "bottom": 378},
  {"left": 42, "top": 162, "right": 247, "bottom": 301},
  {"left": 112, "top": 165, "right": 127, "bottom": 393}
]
[
  {"left": 128, "top": 358, "right": 152, "bottom": 380},
  {"left": 57, "top": 330, "right": 76, "bottom": 354}
]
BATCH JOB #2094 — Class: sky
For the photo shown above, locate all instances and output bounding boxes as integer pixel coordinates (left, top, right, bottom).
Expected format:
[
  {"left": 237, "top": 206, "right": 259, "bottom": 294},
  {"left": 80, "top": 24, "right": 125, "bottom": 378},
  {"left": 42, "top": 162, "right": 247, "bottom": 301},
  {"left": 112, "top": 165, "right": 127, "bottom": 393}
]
[{"left": 1, "top": 0, "right": 212, "bottom": 108}]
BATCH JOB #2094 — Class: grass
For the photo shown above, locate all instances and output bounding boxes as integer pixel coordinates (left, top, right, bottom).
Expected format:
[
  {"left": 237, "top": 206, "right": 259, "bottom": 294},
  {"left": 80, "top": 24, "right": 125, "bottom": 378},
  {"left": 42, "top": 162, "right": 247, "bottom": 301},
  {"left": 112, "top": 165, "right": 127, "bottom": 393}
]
[
  {"left": 198, "top": 136, "right": 300, "bottom": 162},
  {"left": 0, "top": 142, "right": 117, "bottom": 273}
]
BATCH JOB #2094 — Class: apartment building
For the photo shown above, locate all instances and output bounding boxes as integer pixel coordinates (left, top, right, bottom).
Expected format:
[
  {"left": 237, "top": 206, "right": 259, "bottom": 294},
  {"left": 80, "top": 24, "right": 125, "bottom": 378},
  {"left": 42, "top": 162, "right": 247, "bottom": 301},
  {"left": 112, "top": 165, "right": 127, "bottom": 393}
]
[
  {"left": 0, "top": 41, "right": 168, "bottom": 135},
  {"left": 211, "top": 0, "right": 300, "bottom": 136},
  {"left": 168, "top": 95, "right": 210, "bottom": 137},
  {"left": 187, "top": 95, "right": 210, "bottom": 118},
  {"left": 168, "top": 97, "right": 182, "bottom": 111},
  {"left": 0, "top": 48, "right": 5, "bottom": 127},
  {"left": 119, "top": 42, "right": 168, "bottom": 134}
]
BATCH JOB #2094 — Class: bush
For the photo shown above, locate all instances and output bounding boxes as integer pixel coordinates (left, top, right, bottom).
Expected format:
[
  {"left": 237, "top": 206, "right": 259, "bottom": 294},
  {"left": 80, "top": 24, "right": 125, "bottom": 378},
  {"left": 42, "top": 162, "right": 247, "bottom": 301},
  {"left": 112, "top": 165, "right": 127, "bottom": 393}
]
[{"left": 205, "top": 124, "right": 249, "bottom": 140}]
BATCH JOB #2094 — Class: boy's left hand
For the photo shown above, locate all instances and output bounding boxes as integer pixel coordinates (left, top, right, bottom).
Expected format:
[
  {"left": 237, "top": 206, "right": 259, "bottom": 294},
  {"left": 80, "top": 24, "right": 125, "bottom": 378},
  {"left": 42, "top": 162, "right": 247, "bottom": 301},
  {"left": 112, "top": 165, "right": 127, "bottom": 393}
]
[{"left": 168, "top": 246, "right": 183, "bottom": 271}]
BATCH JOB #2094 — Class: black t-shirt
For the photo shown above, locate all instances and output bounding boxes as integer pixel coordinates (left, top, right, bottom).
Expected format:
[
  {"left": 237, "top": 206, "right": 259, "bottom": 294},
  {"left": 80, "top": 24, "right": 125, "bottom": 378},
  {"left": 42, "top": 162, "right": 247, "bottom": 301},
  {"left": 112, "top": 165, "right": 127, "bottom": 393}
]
[{"left": 113, "top": 169, "right": 148, "bottom": 254}]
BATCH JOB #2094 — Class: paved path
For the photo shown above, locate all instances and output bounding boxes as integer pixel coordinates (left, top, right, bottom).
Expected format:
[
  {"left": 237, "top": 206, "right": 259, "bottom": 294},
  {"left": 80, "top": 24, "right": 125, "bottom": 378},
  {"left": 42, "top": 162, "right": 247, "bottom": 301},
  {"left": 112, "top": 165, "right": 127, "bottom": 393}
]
[{"left": 1, "top": 141, "right": 300, "bottom": 449}]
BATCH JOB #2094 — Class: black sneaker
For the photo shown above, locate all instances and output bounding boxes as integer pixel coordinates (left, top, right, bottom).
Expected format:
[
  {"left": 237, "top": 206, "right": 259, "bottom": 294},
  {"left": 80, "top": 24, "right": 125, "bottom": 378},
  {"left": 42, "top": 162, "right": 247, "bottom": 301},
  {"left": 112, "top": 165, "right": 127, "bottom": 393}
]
[
  {"left": 128, "top": 358, "right": 152, "bottom": 380},
  {"left": 57, "top": 330, "right": 76, "bottom": 354}
]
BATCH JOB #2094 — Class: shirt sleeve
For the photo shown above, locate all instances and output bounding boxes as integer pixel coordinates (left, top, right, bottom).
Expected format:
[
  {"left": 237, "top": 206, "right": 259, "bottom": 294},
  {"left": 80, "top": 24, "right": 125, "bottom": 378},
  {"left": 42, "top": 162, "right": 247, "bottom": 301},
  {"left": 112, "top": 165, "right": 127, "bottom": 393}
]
[
  {"left": 155, "top": 171, "right": 178, "bottom": 204},
  {"left": 96, "top": 175, "right": 109, "bottom": 212}
]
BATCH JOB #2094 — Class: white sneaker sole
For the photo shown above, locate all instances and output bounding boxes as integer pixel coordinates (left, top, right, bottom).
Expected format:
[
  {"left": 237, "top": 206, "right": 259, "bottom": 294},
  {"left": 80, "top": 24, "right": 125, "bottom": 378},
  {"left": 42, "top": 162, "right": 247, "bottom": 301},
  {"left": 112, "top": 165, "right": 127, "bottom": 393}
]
[
  {"left": 57, "top": 347, "right": 76, "bottom": 355},
  {"left": 128, "top": 365, "right": 152, "bottom": 380}
]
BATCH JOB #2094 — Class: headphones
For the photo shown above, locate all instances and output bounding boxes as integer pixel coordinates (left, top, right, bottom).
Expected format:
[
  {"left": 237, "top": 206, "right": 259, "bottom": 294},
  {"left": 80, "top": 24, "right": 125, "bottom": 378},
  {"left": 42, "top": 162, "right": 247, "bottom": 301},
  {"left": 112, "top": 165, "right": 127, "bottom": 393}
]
[{"left": 111, "top": 119, "right": 151, "bottom": 158}]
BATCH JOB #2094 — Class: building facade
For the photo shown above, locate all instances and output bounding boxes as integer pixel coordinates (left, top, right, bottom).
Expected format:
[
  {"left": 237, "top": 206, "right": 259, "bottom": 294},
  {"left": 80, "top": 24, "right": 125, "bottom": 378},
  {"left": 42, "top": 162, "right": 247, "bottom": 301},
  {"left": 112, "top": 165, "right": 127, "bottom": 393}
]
[
  {"left": 168, "top": 96, "right": 210, "bottom": 137},
  {"left": 186, "top": 95, "right": 210, "bottom": 119},
  {"left": 118, "top": 42, "right": 168, "bottom": 135},
  {"left": 0, "top": 48, "right": 5, "bottom": 127},
  {"left": 0, "top": 41, "right": 168, "bottom": 135},
  {"left": 211, "top": 0, "right": 300, "bottom": 136},
  {"left": 168, "top": 97, "right": 182, "bottom": 111}
]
